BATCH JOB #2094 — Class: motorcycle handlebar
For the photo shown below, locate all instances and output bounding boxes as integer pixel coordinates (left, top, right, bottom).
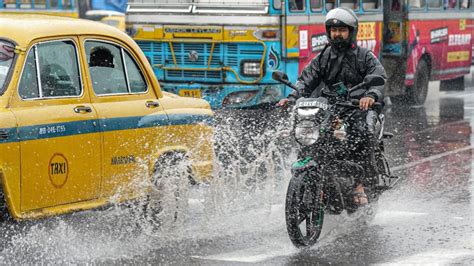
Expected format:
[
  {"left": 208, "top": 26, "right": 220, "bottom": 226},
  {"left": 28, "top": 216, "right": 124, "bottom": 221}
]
[{"left": 336, "top": 100, "right": 382, "bottom": 109}]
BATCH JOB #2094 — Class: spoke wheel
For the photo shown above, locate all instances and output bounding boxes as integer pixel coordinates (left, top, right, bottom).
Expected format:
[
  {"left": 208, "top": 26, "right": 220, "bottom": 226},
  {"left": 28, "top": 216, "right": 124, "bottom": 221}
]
[{"left": 285, "top": 177, "right": 324, "bottom": 248}]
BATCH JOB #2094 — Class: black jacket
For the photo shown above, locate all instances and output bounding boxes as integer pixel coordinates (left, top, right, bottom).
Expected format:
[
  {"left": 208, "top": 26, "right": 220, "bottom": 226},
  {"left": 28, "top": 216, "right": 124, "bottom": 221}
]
[{"left": 290, "top": 45, "right": 387, "bottom": 102}]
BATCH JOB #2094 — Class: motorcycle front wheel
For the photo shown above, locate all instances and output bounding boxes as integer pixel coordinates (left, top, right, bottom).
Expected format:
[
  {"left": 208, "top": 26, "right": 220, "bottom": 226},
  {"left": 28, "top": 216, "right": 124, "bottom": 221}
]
[{"left": 285, "top": 175, "right": 325, "bottom": 248}]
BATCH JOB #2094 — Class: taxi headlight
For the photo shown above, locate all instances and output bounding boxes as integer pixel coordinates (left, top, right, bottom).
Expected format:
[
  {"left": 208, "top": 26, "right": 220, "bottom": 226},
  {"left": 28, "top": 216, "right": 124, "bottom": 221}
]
[
  {"left": 241, "top": 60, "right": 262, "bottom": 77},
  {"left": 295, "top": 120, "right": 320, "bottom": 146}
]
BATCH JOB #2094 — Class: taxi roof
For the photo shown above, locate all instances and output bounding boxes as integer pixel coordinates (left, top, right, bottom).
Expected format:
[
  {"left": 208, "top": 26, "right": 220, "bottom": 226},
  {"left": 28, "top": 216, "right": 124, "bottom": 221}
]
[{"left": 0, "top": 14, "right": 130, "bottom": 47}]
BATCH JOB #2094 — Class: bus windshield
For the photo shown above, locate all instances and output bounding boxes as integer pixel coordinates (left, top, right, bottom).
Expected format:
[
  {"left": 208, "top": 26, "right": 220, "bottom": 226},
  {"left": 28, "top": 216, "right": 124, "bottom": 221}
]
[
  {"left": 127, "top": 0, "right": 269, "bottom": 14},
  {"left": 0, "top": 40, "right": 15, "bottom": 95}
]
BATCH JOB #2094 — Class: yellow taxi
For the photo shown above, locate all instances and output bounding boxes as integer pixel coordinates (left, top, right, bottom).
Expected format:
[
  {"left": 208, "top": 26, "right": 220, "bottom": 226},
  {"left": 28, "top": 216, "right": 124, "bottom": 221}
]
[{"left": 0, "top": 14, "right": 214, "bottom": 221}]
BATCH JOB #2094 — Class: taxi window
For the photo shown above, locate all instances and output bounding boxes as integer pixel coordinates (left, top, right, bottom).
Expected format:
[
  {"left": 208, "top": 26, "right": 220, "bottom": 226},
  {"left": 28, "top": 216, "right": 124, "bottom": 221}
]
[
  {"left": 0, "top": 40, "right": 16, "bottom": 95},
  {"left": 19, "top": 40, "right": 82, "bottom": 99},
  {"left": 85, "top": 40, "right": 147, "bottom": 95},
  {"left": 124, "top": 52, "right": 147, "bottom": 93},
  {"left": 18, "top": 48, "right": 39, "bottom": 99}
]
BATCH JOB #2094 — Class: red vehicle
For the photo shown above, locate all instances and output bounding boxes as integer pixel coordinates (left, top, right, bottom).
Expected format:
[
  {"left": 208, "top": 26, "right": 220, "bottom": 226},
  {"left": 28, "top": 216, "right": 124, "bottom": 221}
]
[{"left": 289, "top": 0, "right": 473, "bottom": 105}]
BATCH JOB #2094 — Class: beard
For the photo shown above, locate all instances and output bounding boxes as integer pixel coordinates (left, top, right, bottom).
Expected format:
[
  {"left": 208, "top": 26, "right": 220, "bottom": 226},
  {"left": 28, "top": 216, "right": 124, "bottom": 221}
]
[{"left": 330, "top": 36, "right": 351, "bottom": 52}]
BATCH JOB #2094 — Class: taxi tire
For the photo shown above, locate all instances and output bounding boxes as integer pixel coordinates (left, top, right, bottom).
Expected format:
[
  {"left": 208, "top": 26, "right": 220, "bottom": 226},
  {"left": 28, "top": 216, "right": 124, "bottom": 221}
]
[
  {"left": 147, "top": 152, "right": 193, "bottom": 227},
  {"left": 0, "top": 186, "right": 12, "bottom": 222},
  {"left": 407, "top": 59, "right": 429, "bottom": 105}
]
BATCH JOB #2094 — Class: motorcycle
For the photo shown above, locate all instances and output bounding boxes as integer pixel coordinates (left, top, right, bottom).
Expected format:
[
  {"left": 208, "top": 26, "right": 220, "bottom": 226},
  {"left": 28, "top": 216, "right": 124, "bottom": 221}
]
[{"left": 272, "top": 71, "right": 398, "bottom": 248}]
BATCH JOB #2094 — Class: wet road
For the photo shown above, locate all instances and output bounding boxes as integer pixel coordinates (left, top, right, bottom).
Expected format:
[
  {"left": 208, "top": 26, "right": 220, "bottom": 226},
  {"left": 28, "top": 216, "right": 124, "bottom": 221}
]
[{"left": 0, "top": 70, "right": 473, "bottom": 264}]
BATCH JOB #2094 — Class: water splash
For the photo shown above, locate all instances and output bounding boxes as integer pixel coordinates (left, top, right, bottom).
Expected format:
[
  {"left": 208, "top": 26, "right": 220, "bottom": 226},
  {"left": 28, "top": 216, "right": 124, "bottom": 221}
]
[{"left": 0, "top": 109, "right": 295, "bottom": 263}]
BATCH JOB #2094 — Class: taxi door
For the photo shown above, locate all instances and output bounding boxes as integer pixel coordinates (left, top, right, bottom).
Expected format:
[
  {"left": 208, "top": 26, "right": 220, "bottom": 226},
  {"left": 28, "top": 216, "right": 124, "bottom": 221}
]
[
  {"left": 81, "top": 38, "right": 168, "bottom": 198},
  {"left": 10, "top": 38, "right": 101, "bottom": 211}
]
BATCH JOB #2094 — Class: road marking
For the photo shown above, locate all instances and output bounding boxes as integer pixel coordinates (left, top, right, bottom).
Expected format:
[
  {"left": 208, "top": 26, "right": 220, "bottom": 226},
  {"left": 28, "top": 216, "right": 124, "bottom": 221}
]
[
  {"left": 372, "top": 210, "right": 429, "bottom": 226},
  {"left": 383, "top": 249, "right": 473, "bottom": 265},
  {"left": 193, "top": 247, "right": 296, "bottom": 263},
  {"left": 391, "top": 145, "right": 473, "bottom": 172}
]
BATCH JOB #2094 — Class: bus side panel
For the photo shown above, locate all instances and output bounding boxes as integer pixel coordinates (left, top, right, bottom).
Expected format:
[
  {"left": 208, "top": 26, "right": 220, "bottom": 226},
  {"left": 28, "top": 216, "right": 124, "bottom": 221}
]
[
  {"left": 298, "top": 21, "right": 383, "bottom": 75},
  {"left": 407, "top": 18, "right": 472, "bottom": 83},
  {"left": 405, "top": 20, "right": 442, "bottom": 81},
  {"left": 441, "top": 19, "right": 472, "bottom": 80}
]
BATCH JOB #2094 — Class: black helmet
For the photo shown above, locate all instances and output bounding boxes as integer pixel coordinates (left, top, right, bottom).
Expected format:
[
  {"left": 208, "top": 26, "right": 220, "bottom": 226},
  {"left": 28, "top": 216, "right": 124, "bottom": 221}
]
[{"left": 325, "top": 8, "right": 359, "bottom": 50}]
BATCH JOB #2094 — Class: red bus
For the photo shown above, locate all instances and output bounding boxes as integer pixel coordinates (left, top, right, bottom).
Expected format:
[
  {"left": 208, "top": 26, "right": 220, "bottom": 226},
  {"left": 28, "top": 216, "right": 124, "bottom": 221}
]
[{"left": 289, "top": 0, "right": 473, "bottom": 105}]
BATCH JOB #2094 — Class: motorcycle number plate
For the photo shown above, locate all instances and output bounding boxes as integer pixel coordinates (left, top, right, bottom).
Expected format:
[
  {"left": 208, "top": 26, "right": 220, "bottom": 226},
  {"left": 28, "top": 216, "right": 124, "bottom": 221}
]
[{"left": 297, "top": 101, "right": 329, "bottom": 110}]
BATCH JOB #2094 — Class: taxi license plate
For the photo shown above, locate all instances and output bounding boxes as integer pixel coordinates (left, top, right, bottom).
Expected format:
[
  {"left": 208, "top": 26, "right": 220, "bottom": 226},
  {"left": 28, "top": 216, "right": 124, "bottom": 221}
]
[{"left": 179, "top": 89, "right": 202, "bottom": 98}]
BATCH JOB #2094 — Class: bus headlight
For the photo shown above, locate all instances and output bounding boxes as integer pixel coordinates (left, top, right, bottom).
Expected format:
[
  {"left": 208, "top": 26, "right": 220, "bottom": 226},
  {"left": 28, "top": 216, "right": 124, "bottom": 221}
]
[
  {"left": 295, "top": 120, "right": 320, "bottom": 146},
  {"left": 241, "top": 60, "right": 262, "bottom": 77}
]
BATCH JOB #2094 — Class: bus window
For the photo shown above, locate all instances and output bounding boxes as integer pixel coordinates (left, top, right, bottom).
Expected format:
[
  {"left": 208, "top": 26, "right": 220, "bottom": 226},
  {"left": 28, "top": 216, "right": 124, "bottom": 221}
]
[
  {"left": 409, "top": 0, "right": 426, "bottom": 9},
  {"left": 31, "top": 0, "right": 46, "bottom": 8},
  {"left": 460, "top": 0, "right": 470, "bottom": 8},
  {"left": 311, "top": 0, "right": 322, "bottom": 11},
  {"left": 326, "top": 0, "right": 335, "bottom": 10},
  {"left": 18, "top": 0, "right": 32, "bottom": 9},
  {"left": 391, "top": 0, "right": 402, "bottom": 11},
  {"left": 427, "top": 0, "right": 442, "bottom": 8},
  {"left": 444, "top": 0, "right": 457, "bottom": 8},
  {"left": 290, "top": 0, "right": 306, "bottom": 11},
  {"left": 362, "top": 0, "right": 380, "bottom": 10},
  {"left": 340, "top": 0, "right": 359, "bottom": 10},
  {"left": 274, "top": 0, "right": 282, "bottom": 9},
  {"left": 63, "top": 0, "right": 74, "bottom": 9}
]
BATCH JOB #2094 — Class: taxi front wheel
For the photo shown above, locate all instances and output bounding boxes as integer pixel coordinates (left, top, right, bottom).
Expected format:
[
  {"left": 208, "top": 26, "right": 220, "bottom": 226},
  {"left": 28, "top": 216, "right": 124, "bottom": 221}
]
[{"left": 146, "top": 153, "right": 193, "bottom": 228}]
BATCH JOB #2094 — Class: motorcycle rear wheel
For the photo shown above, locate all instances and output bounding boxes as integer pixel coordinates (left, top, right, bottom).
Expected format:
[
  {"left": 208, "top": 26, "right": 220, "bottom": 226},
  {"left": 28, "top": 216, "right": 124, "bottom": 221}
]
[{"left": 285, "top": 176, "right": 325, "bottom": 248}]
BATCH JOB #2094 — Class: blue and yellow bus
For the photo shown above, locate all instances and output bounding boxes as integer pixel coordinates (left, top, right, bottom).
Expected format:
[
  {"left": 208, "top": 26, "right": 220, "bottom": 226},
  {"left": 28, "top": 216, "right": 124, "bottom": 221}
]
[
  {"left": 0, "top": 0, "right": 126, "bottom": 17},
  {"left": 0, "top": 0, "right": 79, "bottom": 17},
  {"left": 126, "top": 0, "right": 473, "bottom": 108},
  {"left": 0, "top": 0, "right": 127, "bottom": 30}
]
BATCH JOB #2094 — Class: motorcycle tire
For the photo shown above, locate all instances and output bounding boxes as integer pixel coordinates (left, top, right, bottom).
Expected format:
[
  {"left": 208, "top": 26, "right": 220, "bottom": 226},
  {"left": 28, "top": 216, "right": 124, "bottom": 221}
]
[{"left": 285, "top": 175, "right": 325, "bottom": 248}]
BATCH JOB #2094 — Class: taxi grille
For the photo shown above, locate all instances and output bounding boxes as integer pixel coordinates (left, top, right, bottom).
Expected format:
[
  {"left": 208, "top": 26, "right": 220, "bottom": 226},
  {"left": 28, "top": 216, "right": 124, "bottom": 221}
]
[{"left": 137, "top": 41, "right": 264, "bottom": 82}]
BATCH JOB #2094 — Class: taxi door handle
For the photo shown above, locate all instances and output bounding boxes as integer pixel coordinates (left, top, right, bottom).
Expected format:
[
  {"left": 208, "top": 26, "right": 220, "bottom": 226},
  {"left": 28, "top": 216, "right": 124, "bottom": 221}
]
[
  {"left": 74, "top": 106, "right": 92, "bottom": 113},
  {"left": 145, "top": 101, "right": 160, "bottom": 108}
]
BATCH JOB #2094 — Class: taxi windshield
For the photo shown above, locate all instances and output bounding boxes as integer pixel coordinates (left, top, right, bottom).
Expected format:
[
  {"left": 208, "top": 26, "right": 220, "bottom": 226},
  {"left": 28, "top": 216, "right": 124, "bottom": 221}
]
[{"left": 0, "top": 40, "right": 16, "bottom": 95}]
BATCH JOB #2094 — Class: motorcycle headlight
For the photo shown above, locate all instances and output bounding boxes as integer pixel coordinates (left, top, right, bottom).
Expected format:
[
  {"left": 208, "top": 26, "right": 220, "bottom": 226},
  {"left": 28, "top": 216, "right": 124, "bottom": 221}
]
[{"left": 295, "top": 119, "right": 320, "bottom": 146}]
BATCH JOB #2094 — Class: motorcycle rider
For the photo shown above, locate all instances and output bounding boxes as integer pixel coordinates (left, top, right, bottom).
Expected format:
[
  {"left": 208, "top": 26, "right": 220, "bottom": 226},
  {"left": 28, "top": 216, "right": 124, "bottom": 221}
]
[{"left": 278, "top": 7, "right": 387, "bottom": 206}]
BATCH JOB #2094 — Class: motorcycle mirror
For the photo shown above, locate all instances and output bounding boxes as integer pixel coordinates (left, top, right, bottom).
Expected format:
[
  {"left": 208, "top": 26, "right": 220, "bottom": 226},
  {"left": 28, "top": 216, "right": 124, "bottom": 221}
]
[
  {"left": 349, "top": 88, "right": 366, "bottom": 98},
  {"left": 363, "top": 75, "right": 385, "bottom": 87},
  {"left": 272, "top": 71, "right": 289, "bottom": 83}
]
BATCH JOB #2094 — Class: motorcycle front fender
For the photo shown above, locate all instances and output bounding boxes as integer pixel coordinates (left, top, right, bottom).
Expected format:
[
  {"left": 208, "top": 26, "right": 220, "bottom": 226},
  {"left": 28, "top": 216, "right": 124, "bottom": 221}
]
[{"left": 291, "top": 156, "right": 320, "bottom": 181}]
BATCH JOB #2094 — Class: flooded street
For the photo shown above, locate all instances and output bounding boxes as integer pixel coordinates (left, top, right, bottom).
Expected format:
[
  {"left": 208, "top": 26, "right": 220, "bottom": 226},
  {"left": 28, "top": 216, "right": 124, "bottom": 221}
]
[{"left": 0, "top": 69, "right": 473, "bottom": 264}]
